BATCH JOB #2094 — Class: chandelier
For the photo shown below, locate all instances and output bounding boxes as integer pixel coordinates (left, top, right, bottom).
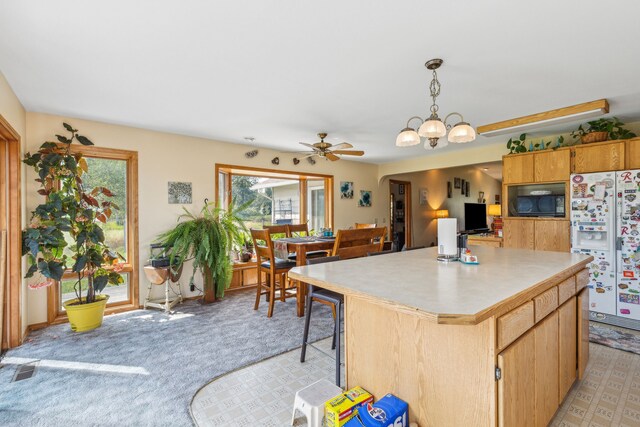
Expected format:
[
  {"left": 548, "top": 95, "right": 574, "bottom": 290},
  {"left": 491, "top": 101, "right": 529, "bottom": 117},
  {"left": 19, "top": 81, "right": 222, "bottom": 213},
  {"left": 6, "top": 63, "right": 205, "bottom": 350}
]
[{"left": 396, "top": 59, "right": 476, "bottom": 149}]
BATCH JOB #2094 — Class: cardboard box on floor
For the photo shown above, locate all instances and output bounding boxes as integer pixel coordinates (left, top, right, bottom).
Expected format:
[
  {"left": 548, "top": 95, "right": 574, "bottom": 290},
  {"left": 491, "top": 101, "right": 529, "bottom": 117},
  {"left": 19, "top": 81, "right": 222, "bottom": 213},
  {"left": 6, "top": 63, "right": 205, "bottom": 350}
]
[{"left": 325, "top": 386, "right": 373, "bottom": 427}]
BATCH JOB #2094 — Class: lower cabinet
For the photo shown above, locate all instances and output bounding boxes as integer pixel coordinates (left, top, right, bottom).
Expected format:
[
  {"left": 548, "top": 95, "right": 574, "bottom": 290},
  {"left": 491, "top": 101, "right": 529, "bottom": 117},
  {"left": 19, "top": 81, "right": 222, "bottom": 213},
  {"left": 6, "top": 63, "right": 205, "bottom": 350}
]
[
  {"left": 534, "top": 311, "right": 559, "bottom": 427},
  {"left": 559, "top": 297, "right": 578, "bottom": 396},
  {"left": 578, "top": 288, "right": 590, "bottom": 379},
  {"left": 498, "top": 330, "right": 535, "bottom": 427}
]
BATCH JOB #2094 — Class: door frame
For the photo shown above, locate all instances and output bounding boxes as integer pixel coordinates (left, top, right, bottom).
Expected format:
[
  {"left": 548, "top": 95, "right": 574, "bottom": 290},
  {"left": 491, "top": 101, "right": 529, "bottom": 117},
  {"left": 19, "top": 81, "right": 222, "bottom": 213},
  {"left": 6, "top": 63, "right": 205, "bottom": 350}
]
[
  {"left": 389, "top": 179, "right": 412, "bottom": 249},
  {"left": 0, "top": 114, "right": 22, "bottom": 349}
]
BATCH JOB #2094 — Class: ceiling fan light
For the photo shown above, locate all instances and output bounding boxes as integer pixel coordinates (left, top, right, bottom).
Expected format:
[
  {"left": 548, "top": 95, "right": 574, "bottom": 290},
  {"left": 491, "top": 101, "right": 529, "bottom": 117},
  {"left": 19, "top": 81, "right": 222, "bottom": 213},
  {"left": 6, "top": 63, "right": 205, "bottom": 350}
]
[
  {"left": 418, "top": 118, "right": 447, "bottom": 138},
  {"left": 396, "top": 128, "right": 421, "bottom": 147},
  {"left": 448, "top": 122, "right": 476, "bottom": 143}
]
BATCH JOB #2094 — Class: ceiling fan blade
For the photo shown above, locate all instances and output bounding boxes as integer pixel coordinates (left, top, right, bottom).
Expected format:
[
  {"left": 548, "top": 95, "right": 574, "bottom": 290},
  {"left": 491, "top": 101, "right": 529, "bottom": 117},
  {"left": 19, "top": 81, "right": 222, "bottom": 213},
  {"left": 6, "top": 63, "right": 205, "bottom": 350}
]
[
  {"left": 331, "top": 142, "right": 353, "bottom": 150},
  {"left": 325, "top": 152, "right": 340, "bottom": 161},
  {"left": 332, "top": 150, "right": 364, "bottom": 156},
  {"left": 299, "top": 142, "right": 321, "bottom": 151},
  {"left": 300, "top": 153, "right": 318, "bottom": 159}
]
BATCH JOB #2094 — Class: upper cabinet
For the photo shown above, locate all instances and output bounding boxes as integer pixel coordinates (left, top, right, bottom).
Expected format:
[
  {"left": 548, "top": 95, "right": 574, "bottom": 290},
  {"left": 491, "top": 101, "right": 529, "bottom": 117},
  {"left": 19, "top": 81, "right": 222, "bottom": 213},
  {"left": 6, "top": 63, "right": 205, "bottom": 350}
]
[
  {"left": 573, "top": 141, "right": 625, "bottom": 173},
  {"left": 626, "top": 138, "right": 640, "bottom": 170},
  {"left": 503, "top": 154, "right": 534, "bottom": 184},
  {"left": 534, "top": 149, "right": 571, "bottom": 182}
]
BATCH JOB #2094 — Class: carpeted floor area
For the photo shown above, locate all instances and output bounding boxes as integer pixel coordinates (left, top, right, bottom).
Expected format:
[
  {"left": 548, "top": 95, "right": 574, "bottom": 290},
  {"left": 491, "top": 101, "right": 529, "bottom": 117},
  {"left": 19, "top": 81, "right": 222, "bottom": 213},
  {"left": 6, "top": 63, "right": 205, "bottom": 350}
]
[{"left": 0, "top": 289, "right": 334, "bottom": 427}]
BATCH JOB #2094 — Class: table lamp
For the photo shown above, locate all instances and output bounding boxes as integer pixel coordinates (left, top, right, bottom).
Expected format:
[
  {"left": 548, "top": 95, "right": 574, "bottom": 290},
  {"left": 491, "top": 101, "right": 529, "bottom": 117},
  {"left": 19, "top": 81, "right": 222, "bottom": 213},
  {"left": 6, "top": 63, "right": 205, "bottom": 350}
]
[
  {"left": 488, "top": 204, "right": 502, "bottom": 237},
  {"left": 435, "top": 209, "right": 449, "bottom": 219}
]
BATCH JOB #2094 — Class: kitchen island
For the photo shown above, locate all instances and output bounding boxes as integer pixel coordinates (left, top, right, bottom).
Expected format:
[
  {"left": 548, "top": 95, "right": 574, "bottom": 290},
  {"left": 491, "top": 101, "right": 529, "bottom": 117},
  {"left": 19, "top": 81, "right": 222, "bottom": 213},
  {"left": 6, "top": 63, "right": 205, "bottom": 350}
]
[{"left": 288, "top": 246, "right": 592, "bottom": 427}]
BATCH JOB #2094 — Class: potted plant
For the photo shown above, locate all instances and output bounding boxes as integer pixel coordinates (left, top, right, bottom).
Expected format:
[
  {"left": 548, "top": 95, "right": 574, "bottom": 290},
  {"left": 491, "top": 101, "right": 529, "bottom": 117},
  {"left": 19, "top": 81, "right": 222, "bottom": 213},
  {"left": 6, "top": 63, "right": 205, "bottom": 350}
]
[
  {"left": 157, "top": 201, "right": 248, "bottom": 303},
  {"left": 571, "top": 117, "right": 637, "bottom": 144},
  {"left": 22, "top": 123, "right": 124, "bottom": 332}
]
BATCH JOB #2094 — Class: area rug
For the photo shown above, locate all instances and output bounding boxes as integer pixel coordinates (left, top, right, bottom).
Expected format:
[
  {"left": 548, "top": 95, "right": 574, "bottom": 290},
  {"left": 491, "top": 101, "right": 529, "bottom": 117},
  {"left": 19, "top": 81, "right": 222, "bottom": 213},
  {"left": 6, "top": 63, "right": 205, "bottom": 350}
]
[
  {"left": 589, "top": 323, "right": 640, "bottom": 356},
  {"left": 0, "top": 290, "right": 334, "bottom": 427}
]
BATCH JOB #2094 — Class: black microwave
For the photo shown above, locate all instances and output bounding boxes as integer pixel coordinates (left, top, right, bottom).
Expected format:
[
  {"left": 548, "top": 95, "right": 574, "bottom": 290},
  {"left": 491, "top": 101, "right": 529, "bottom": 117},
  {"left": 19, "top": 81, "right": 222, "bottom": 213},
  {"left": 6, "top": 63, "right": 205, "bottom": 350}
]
[{"left": 515, "top": 195, "right": 565, "bottom": 217}]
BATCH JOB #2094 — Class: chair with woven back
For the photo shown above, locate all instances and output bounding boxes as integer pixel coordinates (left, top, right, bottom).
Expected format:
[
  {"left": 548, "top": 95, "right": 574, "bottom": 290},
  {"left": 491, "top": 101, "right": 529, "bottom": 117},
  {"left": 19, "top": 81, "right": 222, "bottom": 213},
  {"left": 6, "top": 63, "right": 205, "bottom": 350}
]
[
  {"left": 250, "top": 228, "right": 297, "bottom": 318},
  {"left": 286, "top": 223, "right": 329, "bottom": 260},
  {"left": 332, "top": 227, "right": 386, "bottom": 260}
]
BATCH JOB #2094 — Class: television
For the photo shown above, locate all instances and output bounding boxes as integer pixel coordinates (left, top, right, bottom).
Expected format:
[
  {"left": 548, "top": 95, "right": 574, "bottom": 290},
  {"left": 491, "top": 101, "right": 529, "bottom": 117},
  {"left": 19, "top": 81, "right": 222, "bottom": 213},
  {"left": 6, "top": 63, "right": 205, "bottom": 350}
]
[{"left": 464, "top": 203, "right": 488, "bottom": 232}]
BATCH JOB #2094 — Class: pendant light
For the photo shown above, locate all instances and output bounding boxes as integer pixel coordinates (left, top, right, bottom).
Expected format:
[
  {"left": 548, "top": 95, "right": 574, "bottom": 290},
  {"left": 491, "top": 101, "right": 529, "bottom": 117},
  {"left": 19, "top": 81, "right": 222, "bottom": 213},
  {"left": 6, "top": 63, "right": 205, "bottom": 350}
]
[{"left": 396, "top": 59, "right": 476, "bottom": 149}]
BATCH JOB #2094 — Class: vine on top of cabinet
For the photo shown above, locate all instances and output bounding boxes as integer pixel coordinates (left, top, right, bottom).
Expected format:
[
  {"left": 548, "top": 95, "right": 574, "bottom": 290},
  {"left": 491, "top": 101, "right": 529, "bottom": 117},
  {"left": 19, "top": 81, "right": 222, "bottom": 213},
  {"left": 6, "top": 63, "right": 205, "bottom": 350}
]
[
  {"left": 573, "top": 141, "right": 625, "bottom": 173},
  {"left": 503, "top": 154, "right": 534, "bottom": 184},
  {"left": 534, "top": 149, "right": 571, "bottom": 183}
]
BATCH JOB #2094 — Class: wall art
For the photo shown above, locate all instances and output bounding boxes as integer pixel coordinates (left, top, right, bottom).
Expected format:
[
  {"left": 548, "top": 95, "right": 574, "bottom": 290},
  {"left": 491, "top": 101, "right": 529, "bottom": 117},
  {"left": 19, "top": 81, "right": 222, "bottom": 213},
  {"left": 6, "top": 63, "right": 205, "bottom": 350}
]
[
  {"left": 419, "top": 188, "right": 429, "bottom": 206},
  {"left": 358, "top": 190, "right": 372, "bottom": 207},
  {"left": 168, "top": 182, "right": 192, "bottom": 204},
  {"left": 478, "top": 191, "right": 485, "bottom": 203},
  {"left": 454, "top": 177, "right": 461, "bottom": 189},
  {"left": 447, "top": 181, "right": 452, "bottom": 198},
  {"left": 245, "top": 149, "right": 258, "bottom": 158},
  {"left": 293, "top": 158, "right": 300, "bottom": 165},
  {"left": 460, "top": 179, "right": 465, "bottom": 195},
  {"left": 465, "top": 181, "right": 470, "bottom": 197},
  {"left": 340, "top": 181, "right": 354, "bottom": 199},
  {"left": 399, "top": 184, "right": 405, "bottom": 195},
  {"left": 307, "top": 157, "right": 316, "bottom": 165},
  {"left": 271, "top": 157, "right": 280, "bottom": 165}
]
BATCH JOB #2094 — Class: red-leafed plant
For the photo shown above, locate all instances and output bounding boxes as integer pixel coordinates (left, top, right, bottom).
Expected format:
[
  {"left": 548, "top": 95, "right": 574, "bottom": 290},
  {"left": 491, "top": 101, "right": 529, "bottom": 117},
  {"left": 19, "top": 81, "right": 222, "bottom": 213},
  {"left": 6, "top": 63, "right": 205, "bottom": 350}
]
[{"left": 22, "top": 123, "right": 123, "bottom": 304}]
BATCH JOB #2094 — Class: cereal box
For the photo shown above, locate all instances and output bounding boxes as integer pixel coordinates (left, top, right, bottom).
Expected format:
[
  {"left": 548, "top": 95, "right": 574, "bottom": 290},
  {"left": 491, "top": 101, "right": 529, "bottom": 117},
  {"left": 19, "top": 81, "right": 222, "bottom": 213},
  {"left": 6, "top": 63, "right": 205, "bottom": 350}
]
[{"left": 325, "top": 386, "right": 373, "bottom": 427}]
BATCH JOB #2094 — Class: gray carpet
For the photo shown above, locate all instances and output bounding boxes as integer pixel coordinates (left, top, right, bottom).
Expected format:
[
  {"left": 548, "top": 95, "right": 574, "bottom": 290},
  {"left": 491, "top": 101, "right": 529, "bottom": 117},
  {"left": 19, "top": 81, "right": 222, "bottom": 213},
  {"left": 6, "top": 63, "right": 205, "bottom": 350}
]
[{"left": 0, "top": 289, "right": 334, "bottom": 426}]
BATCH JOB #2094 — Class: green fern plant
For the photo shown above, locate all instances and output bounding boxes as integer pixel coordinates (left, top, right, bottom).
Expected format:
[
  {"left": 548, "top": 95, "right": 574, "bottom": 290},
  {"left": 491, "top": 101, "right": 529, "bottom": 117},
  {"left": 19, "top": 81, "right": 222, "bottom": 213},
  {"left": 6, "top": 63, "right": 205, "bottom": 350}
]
[{"left": 157, "top": 201, "right": 249, "bottom": 302}]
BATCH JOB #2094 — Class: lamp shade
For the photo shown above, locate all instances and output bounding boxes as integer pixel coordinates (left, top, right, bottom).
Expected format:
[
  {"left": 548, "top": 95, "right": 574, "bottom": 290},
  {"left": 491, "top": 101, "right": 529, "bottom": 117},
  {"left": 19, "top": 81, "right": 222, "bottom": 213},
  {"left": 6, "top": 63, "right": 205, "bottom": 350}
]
[
  {"left": 418, "top": 118, "right": 447, "bottom": 138},
  {"left": 435, "top": 209, "right": 449, "bottom": 218},
  {"left": 447, "top": 122, "right": 476, "bottom": 143},
  {"left": 396, "top": 128, "right": 421, "bottom": 147},
  {"left": 488, "top": 204, "right": 502, "bottom": 216}
]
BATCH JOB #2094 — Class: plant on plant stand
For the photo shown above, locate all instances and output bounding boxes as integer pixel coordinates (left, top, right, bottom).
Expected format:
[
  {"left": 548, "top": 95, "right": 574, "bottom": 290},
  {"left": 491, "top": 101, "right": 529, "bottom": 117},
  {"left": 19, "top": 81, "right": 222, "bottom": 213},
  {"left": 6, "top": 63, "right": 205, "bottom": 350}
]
[
  {"left": 157, "top": 201, "right": 249, "bottom": 303},
  {"left": 22, "top": 123, "right": 124, "bottom": 332}
]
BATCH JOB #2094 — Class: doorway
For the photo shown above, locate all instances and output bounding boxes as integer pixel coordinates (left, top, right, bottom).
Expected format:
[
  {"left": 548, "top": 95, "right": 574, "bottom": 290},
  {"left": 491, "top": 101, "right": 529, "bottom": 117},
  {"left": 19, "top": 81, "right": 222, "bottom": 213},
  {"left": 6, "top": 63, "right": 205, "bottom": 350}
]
[
  {"left": 0, "top": 115, "right": 22, "bottom": 349},
  {"left": 389, "top": 180, "right": 412, "bottom": 251}
]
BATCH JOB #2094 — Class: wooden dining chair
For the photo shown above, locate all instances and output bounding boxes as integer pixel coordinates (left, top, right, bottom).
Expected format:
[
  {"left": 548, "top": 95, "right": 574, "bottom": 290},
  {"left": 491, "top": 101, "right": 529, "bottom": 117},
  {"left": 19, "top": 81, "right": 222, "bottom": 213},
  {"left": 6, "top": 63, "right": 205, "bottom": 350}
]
[
  {"left": 250, "top": 228, "right": 297, "bottom": 317},
  {"left": 332, "top": 227, "right": 386, "bottom": 259},
  {"left": 354, "top": 222, "right": 376, "bottom": 229},
  {"left": 286, "top": 223, "right": 329, "bottom": 260}
]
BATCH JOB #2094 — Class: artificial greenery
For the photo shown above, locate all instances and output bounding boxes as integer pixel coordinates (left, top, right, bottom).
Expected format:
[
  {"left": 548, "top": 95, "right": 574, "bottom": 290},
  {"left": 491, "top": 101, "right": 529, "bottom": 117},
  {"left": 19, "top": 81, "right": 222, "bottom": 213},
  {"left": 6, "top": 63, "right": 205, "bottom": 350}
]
[
  {"left": 22, "top": 123, "right": 123, "bottom": 304},
  {"left": 571, "top": 117, "right": 636, "bottom": 141},
  {"left": 507, "top": 134, "right": 528, "bottom": 153},
  {"left": 157, "top": 201, "right": 249, "bottom": 300}
]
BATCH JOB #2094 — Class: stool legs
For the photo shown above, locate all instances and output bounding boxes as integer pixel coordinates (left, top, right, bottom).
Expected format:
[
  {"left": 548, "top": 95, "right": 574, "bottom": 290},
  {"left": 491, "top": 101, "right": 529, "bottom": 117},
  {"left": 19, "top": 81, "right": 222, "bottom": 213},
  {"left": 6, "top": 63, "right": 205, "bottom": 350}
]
[{"left": 300, "top": 284, "right": 313, "bottom": 363}]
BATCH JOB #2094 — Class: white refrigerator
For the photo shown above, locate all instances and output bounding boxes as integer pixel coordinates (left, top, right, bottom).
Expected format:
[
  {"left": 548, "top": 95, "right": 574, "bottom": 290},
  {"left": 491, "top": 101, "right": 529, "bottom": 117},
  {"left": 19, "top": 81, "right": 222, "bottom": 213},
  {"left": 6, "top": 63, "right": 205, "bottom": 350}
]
[{"left": 571, "top": 170, "right": 640, "bottom": 328}]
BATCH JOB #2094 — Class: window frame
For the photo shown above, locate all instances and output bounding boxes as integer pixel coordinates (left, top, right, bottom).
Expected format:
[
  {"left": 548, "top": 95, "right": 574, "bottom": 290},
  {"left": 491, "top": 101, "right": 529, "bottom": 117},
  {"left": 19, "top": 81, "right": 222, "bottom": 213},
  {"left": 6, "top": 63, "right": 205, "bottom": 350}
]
[
  {"left": 47, "top": 145, "right": 139, "bottom": 324},
  {"left": 215, "top": 164, "right": 334, "bottom": 230}
]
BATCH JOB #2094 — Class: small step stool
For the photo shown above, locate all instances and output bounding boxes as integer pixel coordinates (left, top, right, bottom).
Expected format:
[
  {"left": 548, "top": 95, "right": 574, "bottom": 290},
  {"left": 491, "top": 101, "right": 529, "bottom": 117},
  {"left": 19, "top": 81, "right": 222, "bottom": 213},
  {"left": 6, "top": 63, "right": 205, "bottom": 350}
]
[{"left": 291, "top": 379, "right": 343, "bottom": 427}]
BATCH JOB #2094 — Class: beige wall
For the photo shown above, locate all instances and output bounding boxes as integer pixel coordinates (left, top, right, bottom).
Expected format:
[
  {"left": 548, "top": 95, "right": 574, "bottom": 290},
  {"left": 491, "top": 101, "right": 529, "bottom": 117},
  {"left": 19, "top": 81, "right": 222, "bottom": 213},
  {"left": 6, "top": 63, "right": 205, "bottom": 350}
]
[
  {"left": 383, "top": 166, "right": 502, "bottom": 248},
  {"left": 0, "top": 71, "right": 28, "bottom": 336},
  {"left": 24, "top": 112, "right": 387, "bottom": 325}
]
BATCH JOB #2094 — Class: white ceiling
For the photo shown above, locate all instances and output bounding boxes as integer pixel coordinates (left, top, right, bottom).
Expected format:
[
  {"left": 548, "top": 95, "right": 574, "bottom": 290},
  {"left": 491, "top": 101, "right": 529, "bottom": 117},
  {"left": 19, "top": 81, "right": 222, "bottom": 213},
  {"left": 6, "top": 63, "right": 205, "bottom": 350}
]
[{"left": 2, "top": 0, "right": 640, "bottom": 164}]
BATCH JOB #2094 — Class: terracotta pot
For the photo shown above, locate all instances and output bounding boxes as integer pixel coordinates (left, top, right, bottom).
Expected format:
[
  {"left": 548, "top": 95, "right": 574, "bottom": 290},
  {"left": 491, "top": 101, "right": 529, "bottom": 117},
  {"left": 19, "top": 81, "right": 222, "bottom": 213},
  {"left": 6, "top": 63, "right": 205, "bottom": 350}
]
[{"left": 581, "top": 131, "right": 608, "bottom": 144}]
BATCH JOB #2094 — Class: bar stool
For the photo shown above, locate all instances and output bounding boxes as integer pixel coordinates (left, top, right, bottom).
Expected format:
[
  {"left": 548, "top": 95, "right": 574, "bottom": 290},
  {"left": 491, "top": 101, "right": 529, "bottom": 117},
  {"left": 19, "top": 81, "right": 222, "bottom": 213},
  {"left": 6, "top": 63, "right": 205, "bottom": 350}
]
[{"left": 300, "top": 255, "right": 343, "bottom": 387}]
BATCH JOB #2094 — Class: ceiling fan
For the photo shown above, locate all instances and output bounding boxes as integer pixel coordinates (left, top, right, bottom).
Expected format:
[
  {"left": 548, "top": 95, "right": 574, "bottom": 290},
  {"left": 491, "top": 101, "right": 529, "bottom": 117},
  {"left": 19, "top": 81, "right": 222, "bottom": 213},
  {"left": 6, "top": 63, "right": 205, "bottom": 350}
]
[{"left": 298, "top": 133, "right": 364, "bottom": 161}]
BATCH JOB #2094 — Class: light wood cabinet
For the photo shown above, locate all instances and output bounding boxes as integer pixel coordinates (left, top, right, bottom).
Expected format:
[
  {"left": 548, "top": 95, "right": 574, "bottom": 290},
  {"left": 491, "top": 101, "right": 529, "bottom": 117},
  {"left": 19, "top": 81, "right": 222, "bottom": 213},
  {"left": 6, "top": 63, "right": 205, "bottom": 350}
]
[
  {"left": 503, "top": 219, "right": 535, "bottom": 250},
  {"left": 468, "top": 234, "right": 503, "bottom": 248},
  {"left": 574, "top": 141, "right": 625, "bottom": 173},
  {"left": 534, "top": 311, "right": 559, "bottom": 427},
  {"left": 627, "top": 138, "right": 640, "bottom": 169},
  {"left": 534, "top": 149, "right": 571, "bottom": 182},
  {"left": 503, "top": 154, "right": 534, "bottom": 184},
  {"left": 498, "top": 329, "right": 535, "bottom": 427},
  {"left": 534, "top": 220, "right": 571, "bottom": 252},
  {"left": 558, "top": 297, "right": 577, "bottom": 397},
  {"left": 577, "top": 288, "right": 589, "bottom": 379}
]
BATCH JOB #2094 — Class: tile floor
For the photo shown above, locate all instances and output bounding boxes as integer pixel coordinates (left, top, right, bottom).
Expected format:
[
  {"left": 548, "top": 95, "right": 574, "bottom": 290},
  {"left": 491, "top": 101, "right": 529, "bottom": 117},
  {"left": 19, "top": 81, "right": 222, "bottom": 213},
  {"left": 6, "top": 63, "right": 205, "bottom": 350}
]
[{"left": 192, "top": 325, "right": 640, "bottom": 427}]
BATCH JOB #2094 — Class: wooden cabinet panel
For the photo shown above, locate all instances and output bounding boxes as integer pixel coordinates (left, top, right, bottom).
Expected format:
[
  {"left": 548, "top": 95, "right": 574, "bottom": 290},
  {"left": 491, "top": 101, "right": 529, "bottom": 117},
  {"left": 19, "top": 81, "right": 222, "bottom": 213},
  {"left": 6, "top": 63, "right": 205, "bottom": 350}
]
[
  {"left": 503, "top": 219, "right": 535, "bottom": 250},
  {"left": 498, "top": 330, "right": 535, "bottom": 427},
  {"left": 534, "top": 286, "right": 558, "bottom": 323},
  {"left": 576, "top": 268, "right": 589, "bottom": 292},
  {"left": 534, "top": 149, "right": 571, "bottom": 182},
  {"left": 534, "top": 220, "right": 571, "bottom": 252},
  {"left": 534, "top": 311, "right": 559, "bottom": 427},
  {"left": 558, "top": 277, "right": 576, "bottom": 305},
  {"left": 503, "top": 154, "right": 534, "bottom": 184},
  {"left": 498, "top": 301, "right": 534, "bottom": 351},
  {"left": 574, "top": 141, "right": 625, "bottom": 173},
  {"left": 626, "top": 138, "right": 640, "bottom": 169},
  {"left": 468, "top": 235, "right": 503, "bottom": 248},
  {"left": 559, "top": 297, "right": 577, "bottom": 397},
  {"left": 577, "top": 288, "right": 590, "bottom": 380}
]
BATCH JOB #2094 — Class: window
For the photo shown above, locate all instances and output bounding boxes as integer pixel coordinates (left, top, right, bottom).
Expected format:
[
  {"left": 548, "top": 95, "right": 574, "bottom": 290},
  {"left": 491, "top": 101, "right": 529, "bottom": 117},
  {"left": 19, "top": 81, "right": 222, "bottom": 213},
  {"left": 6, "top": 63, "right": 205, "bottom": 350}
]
[
  {"left": 216, "top": 165, "right": 333, "bottom": 232},
  {"left": 48, "top": 146, "right": 139, "bottom": 323}
]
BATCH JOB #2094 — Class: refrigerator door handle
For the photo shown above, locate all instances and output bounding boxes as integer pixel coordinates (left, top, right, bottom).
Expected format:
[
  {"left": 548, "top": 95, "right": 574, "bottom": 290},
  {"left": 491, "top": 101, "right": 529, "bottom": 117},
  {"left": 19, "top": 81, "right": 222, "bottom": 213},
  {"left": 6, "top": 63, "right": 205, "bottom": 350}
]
[{"left": 616, "top": 236, "right": 623, "bottom": 251}]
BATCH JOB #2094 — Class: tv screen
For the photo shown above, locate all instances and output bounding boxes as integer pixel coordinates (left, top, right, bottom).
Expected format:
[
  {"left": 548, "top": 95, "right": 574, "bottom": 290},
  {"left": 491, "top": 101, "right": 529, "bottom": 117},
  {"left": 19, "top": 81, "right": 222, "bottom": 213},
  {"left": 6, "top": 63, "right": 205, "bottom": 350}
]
[{"left": 464, "top": 203, "right": 488, "bottom": 231}]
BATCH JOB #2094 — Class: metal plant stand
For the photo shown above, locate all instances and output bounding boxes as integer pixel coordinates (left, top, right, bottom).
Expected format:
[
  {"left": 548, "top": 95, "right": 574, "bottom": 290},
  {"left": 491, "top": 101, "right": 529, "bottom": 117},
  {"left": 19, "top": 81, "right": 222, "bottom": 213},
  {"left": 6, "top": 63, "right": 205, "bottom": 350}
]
[{"left": 143, "top": 265, "right": 183, "bottom": 312}]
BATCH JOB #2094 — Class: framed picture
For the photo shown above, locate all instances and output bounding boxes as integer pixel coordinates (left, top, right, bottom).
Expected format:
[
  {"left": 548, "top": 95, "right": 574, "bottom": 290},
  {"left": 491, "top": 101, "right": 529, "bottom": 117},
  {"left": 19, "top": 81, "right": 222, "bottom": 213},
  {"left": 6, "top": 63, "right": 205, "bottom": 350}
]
[
  {"left": 454, "top": 177, "right": 461, "bottom": 189},
  {"left": 447, "top": 181, "right": 452, "bottom": 198},
  {"left": 340, "top": 181, "right": 354, "bottom": 199},
  {"left": 358, "top": 190, "right": 372, "bottom": 207},
  {"left": 399, "top": 184, "right": 405, "bottom": 195},
  {"left": 495, "top": 194, "right": 500, "bottom": 204},
  {"left": 168, "top": 182, "right": 192, "bottom": 204},
  {"left": 478, "top": 191, "right": 485, "bottom": 203},
  {"left": 460, "top": 179, "right": 465, "bottom": 195},
  {"left": 419, "top": 188, "right": 428, "bottom": 206},
  {"left": 465, "top": 181, "right": 470, "bottom": 197}
]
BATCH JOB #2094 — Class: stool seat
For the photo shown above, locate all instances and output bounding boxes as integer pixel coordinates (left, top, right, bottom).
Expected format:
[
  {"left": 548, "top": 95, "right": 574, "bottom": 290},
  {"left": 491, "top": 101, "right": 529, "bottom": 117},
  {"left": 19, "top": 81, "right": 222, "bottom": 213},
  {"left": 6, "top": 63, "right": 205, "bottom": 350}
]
[{"left": 290, "top": 379, "right": 343, "bottom": 427}]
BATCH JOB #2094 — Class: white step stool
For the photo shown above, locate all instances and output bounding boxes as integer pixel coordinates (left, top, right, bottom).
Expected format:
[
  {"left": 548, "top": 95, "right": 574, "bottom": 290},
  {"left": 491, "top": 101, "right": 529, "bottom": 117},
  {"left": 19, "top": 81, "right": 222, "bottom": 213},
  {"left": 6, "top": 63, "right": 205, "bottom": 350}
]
[{"left": 291, "top": 379, "right": 343, "bottom": 427}]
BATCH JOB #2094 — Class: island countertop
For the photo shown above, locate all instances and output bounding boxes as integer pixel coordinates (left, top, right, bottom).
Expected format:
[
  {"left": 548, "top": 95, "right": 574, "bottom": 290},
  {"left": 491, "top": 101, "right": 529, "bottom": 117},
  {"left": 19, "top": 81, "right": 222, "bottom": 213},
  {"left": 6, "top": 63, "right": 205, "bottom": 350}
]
[{"left": 288, "top": 246, "right": 592, "bottom": 325}]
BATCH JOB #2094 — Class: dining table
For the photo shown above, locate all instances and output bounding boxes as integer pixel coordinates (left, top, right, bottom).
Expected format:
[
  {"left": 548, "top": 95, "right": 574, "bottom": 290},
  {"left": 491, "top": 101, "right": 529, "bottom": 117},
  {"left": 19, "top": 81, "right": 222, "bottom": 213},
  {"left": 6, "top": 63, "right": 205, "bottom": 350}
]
[{"left": 274, "top": 236, "right": 336, "bottom": 316}]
